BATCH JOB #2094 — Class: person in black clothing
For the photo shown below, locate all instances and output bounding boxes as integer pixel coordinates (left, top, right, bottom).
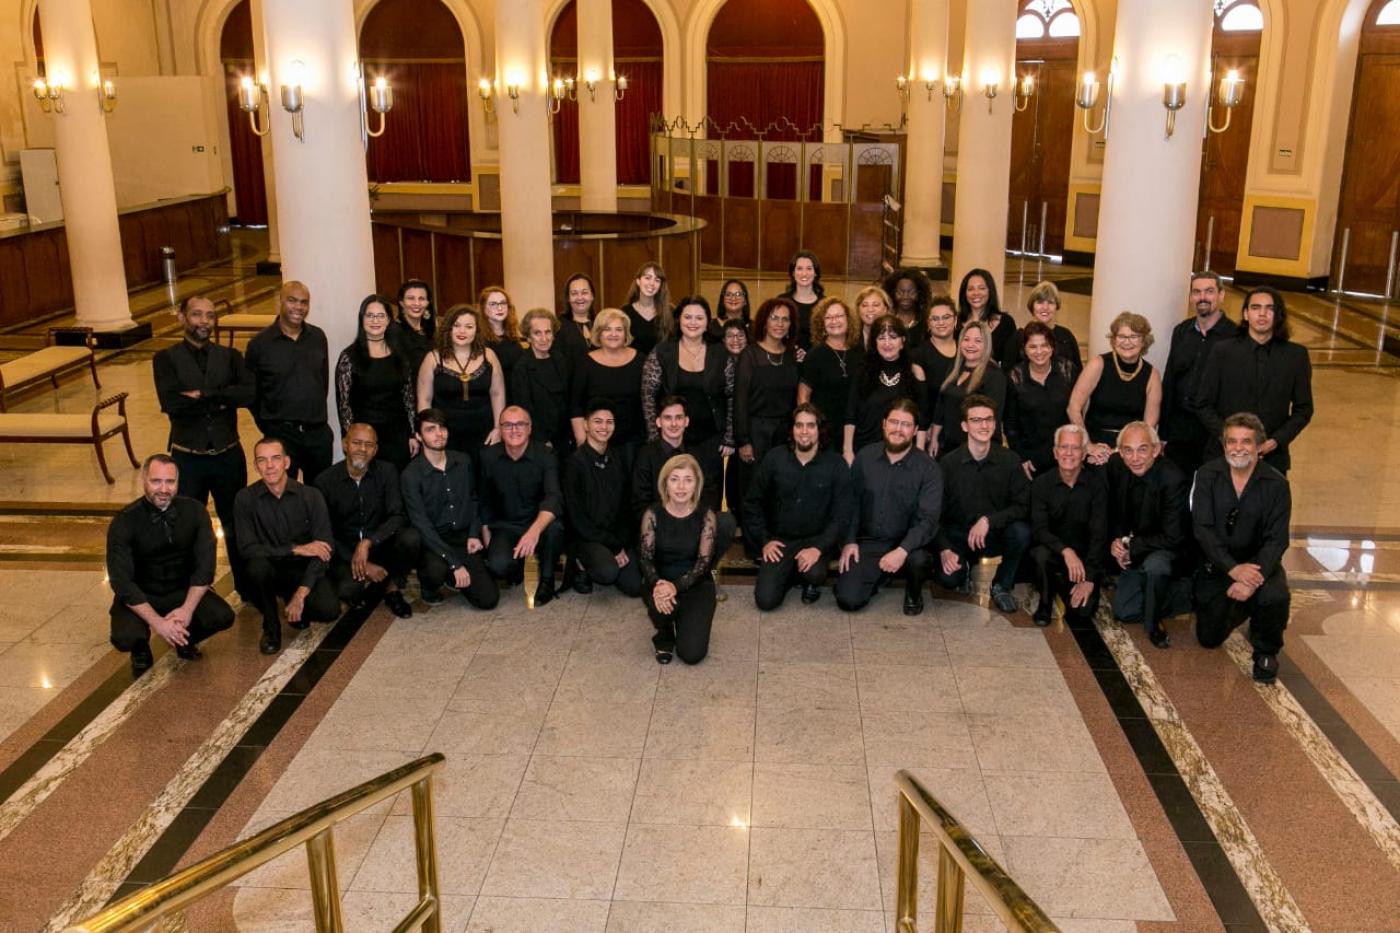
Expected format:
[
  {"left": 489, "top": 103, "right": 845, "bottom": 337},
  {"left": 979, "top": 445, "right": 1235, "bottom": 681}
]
[
  {"left": 622, "top": 262, "right": 674, "bottom": 357},
  {"left": 478, "top": 406, "right": 565, "bottom": 605},
  {"left": 1005, "top": 320, "right": 1077, "bottom": 479},
  {"left": 1107, "top": 422, "right": 1192, "bottom": 648},
  {"left": 909, "top": 296, "right": 959, "bottom": 411},
  {"left": 799, "top": 297, "right": 860, "bottom": 441},
  {"left": 883, "top": 267, "right": 935, "bottom": 345},
  {"left": 640, "top": 454, "right": 719, "bottom": 664},
  {"left": 1005, "top": 281, "right": 1082, "bottom": 374},
  {"left": 930, "top": 320, "right": 1007, "bottom": 457},
  {"left": 747, "top": 404, "right": 850, "bottom": 610},
  {"left": 783, "top": 251, "right": 824, "bottom": 348},
  {"left": 1194, "top": 287, "right": 1313, "bottom": 474},
  {"left": 479, "top": 285, "right": 526, "bottom": 391},
  {"left": 1193, "top": 413, "right": 1293, "bottom": 683},
  {"left": 393, "top": 279, "right": 436, "bottom": 372},
  {"left": 734, "top": 297, "right": 802, "bottom": 556},
  {"left": 556, "top": 273, "right": 598, "bottom": 364},
  {"left": 1070, "top": 311, "right": 1161, "bottom": 464},
  {"left": 837, "top": 399, "right": 941, "bottom": 616},
  {"left": 1028, "top": 425, "right": 1106, "bottom": 626},
  {"left": 235, "top": 437, "right": 341, "bottom": 654},
  {"left": 957, "top": 268, "right": 1016, "bottom": 368},
  {"left": 633, "top": 396, "right": 736, "bottom": 558},
  {"left": 709, "top": 278, "right": 751, "bottom": 343},
  {"left": 107, "top": 455, "right": 235, "bottom": 675},
  {"left": 335, "top": 295, "right": 417, "bottom": 471},
  {"left": 844, "top": 315, "right": 927, "bottom": 461},
  {"left": 510, "top": 308, "right": 574, "bottom": 454},
  {"left": 153, "top": 295, "right": 255, "bottom": 596},
  {"left": 935, "top": 394, "right": 1031, "bottom": 614},
  {"left": 562, "top": 399, "right": 642, "bottom": 596},
  {"left": 570, "top": 307, "right": 647, "bottom": 470},
  {"left": 313, "top": 424, "right": 417, "bottom": 619},
  {"left": 400, "top": 408, "right": 500, "bottom": 610},
  {"left": 416, "top": 304, "right": 506, "bottom": 459},
  {"left": 246, "top": 281, "right": 334, "bottom": 483},
  {"left": 1160, "top": 271, "right": 1237, "bottom": 474}
]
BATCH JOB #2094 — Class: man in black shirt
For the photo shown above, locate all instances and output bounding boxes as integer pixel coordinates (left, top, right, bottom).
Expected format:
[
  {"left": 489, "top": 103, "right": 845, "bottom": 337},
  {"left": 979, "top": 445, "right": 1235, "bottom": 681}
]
[
  {"left": 313, "top": 424, "right": 418, "bottom": 619},
  {"left": 153, "top": 295, "right": 256, "bottom": 595},
  {"left": 1160, "top": 271, "right": 1238, "bottom": 474},
  {"left": 1107, "top": 422, "right": 1192, "bottom": 648},
  {"left": 107, "top": 455, "right": 235, "bottom": 675},
  {"left": 748, "top": 403, "right": 850, "bottom": 610},
  {"left": 234, "top": 437, "right": 341, "bottom": 654},
  {"left": 246, "top": 281, "right": 333, "bottom": 483},
  {"left": 400, "top": 408, "right": 500, "bottom": 611},
  {"left": 478, "top": 406, "right": 565, "bottom": 606},
  {"left": 1194, "top": 287, "right": 1313, "bottom": 474},
  {"left": 1029, "top": 425, "right": 1106, "bottom": 627},
  {"left": 1193, "top": 413, "right": 1292, "bottom": 683},
  {"left": 836, "top": 399, "right": 941, "bottom": 615},
  {"left": 562, "top": 399, "right": 643, "bottom": 597},
  {"left": 633, "top": 396, "right": 734, "bottom": 557},
  {"left": 935, "top": 395, "right": 1031, "bottom": 614}
]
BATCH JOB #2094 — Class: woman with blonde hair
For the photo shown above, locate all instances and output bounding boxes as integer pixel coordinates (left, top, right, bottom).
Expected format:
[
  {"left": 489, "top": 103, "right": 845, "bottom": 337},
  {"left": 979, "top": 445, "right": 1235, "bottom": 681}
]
[
  {"left": 569, "top": 307, "right": 646, "bottom": 468},
  {"left": 477, "top": 285, "right": 525, "bottom": 389},
  {"left": 639, "top": 454, "right": 718, "bottom": 665},
  {"left": 929, "top": 319, "right": 1007, "bottom": 457},
  {"left": 798, "top": 296, "right": 861, "bottom": 436},
  {"left": 1068, "top": 311, "right": 1161, "bottom": 464},
  {"left": 416, "top": 304, "right": 505, "bottom": 456},
  {"left": 853, "top": 285, "right": 892, "bottom": 348}
]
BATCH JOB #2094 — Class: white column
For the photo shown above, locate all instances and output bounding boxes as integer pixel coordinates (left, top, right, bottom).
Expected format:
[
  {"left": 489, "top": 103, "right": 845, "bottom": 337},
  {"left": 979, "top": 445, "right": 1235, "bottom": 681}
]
[
  {"left": 250, "top": 0, "right": 282, "bottom": 267},
  {"left": 260, "top": 0, "right": 375, "bottom": 433},
  {"left": 1089, "top": 0, "right": 1213, "bottom": 364},
  {"left": 576, "top": 0, "right": 618, "bottom": 212},
  {"left": 37, "top": 0, "right": 134, "bottom": 331},
  {"left": 949, "top": 0, "right": 1018, "bottom": 289},
  {"left": 898, "top": 0, "right": 951, "bottom": 270},
  {"left": 495, "top": 0, "right": 557, "bottom": 310}
]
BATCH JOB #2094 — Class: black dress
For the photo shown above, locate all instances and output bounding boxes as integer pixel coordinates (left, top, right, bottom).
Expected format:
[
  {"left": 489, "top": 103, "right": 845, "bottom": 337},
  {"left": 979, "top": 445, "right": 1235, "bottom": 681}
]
[
  {"left": 510, "top": 351, "right": 573, "bottom": 453},
  {"left": 1006, "top": 324, "right": 1082, "bottom": 376},
  {"left": 936, "top": 364, "right": 1008, "bottom": 455},
  {"left": 571, "top": 351, "right": 647, "bottom": 450},
  {"left": 983, "top": 313, "right": 1018, "bottom": 369},
  {"left": 624, "top": 303, "right": 663, "bottom": 358},
  {"left": 800, "top": 343, "right": 858, "bottom": 437},
  {"left": 846, "top": 361, "right": 926, "bottom": 452},
  {"left": 1086, "top": 352, "right": 1153, "bottom": 447},
  {"left": 390, "top": 322, "right": 434, "bottom": 374},
  {"left": 1005, "top": 359, "right": 1076, "bottom": 474},
  {"left": 787, "top": 297, "right": 820, "bottom": 349},
  {"left": 429, "top": 352, "right": 495, "bottom": 455},
  {"left": 335, "top": 349, "right": 415, "bottom": 471},
  {"left": 489, "top": 337, "right": 525, "bottom": 398},
  {"left": 734, "top": 345, "right": 800, "bottom": 454},
  {"left": 910, "top": 342, "right": 956, "bottom": 425},
  {"left": 555, "top": 317, "right": 592, "bottom": 365}
]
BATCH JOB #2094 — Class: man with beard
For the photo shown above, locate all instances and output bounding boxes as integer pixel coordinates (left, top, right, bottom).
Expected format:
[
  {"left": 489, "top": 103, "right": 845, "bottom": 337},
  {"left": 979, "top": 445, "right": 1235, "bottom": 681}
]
[
  {"left": 746, "top": 403, "right": 851, "bottom": 609},
  {"left": 152, "top": 295, "right": 255, "bottom": 595},
  {"left": 1028, "top": 424, "right": 1107, "bottom": 626},
  {"left": 1193, "top": 413, "right": 1292, "bottom": 683},
  {"left": 836, "top": 398, "right": 941, "bottom": 615},
  {"left": 633, "top": 397, "right": 735, "bottom": 557},
  {"left": 107, "top": 455, "right": 235, "bottom": 675},
  {"left": 313, "top": 423, "right": 418, "bottom": 618},
  {"left": 246, "top": 281, "right": 333, "bottom": 482},
  {"left": 1160, "top": 271, "right": 1238, "bottom": 474},
  {"left": 477, "top": 406, "right": 566, "bottom": 605}
]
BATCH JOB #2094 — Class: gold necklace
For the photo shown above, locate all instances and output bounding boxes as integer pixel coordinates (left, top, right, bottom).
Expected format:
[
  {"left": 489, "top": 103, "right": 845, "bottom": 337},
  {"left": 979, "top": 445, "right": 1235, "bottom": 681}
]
[{"left": 1111, "top": 352, "right": 1143, "bottom": 382}]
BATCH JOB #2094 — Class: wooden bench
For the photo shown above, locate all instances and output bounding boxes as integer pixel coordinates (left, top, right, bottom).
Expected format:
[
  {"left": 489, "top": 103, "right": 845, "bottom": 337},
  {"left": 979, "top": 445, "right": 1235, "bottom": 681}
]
[
  {"left": 0, "top": 392, "right": 140, "bottom": 483},
  {"left": 0, "top": 327, "right": 100, "bottom": 411}
]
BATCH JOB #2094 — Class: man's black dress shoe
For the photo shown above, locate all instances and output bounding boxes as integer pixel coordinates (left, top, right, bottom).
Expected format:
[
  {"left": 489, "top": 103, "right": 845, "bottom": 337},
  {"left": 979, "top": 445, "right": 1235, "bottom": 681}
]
[
  {"left": 800, "top": 584, "right": 821, "bottom": 605},
  {"left": 131, "top": 643, "right": 154, "bottom": 676}
]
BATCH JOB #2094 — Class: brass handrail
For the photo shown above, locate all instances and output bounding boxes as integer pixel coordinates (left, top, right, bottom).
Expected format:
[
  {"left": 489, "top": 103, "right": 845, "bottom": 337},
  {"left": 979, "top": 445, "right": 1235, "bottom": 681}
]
[
  {"left": 64, "top": 753, "right": 447, "bottom": 933},
  {"left": 894, "top": 769, "right": 1059, "bottom": 933}
]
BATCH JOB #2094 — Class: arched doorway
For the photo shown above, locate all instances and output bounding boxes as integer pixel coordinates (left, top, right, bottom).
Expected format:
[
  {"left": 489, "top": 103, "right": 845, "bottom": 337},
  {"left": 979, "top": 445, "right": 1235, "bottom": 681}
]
[
  {"left": 360, "top": 0, "right": 471, "bottom": 183},
  {"left": 1195, "top": 0, "right": 1263, "bottom": 275},
  {"left": 1333, "top": 0, "right": 1400, "bottom": 295},
  {"left": 1008, "top": 0, "right": 1080, "bottom": 257},
  {"left": 219, "top": 1, "right": 268, "bottom": 226}
]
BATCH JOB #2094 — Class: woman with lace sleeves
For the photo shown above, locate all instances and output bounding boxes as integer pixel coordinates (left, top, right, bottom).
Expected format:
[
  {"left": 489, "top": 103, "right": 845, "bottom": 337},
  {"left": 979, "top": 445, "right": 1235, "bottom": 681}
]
[
  {"left": 334, "top": 295, "right": 417, "bottom": 471},
  {"left": 638, "top": 454, "right": 719, "bottom": 665}
]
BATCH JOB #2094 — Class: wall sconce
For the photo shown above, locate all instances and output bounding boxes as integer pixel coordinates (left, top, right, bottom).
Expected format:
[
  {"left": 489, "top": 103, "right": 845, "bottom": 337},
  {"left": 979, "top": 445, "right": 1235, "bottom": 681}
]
[
  {"left": 478, "top": 78, "right": 495, "bottom": 115},
  {"left": 98, "top": 78, "right": 117, "bottom": 114},
  {"left": 614, "top": 75, "right": 628, "bottom": 101},
  {"left": 982, "top": 74, "right": 1000, "bottom": 113},
  {"left": 505, "top": 80, "right": 521, "bottom": 114},
  {"left": 1207, "top": 68, "right": 1244, "bottom": 133},
  {"left": 1075, "top": 66, "right": 1114, "bottom": 137},
  {"left": 238, "top": 75, "right": 270, "bottom": 136},
  {"left": 280, "top": 60, "right": 305, "bottom": 142},
  {"left": 583, "top": 69, "right": 599, "bottom": 101},
  {"left": 359, "top": 68, "right": 392, "bottom": 143},
  {"left": 1013, "top": 73, "right": 1034, "bottom": 113},
  {"left": 1159, "top": 55, "right": 1186, "bottom": 139},
  {"left": 32, "top": 77, "right": 65, "bottom": 114},
  {"left": 564, "top": 75, "right": 578, "bottom": 102},
  {"left": 895, "top": 75, "right": 909, "bottom": 100},
  {"left": 943, "top": 75, "right": 962, "bottom": 113},
  {"left": 550, "top": 78, "right": 566, "bottom": 114}
]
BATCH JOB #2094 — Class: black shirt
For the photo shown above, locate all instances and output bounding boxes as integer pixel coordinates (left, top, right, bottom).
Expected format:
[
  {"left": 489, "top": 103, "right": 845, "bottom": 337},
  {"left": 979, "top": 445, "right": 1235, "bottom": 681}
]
[
  {"left": 735, "top": 345, "right": 800, "bottom": 445},
  {"left": 571, "top": 352, "right": 647, "bottom": 446},
  {"left": 153, "top": 339, "right": 255, "bottom": 452},
  {"left": 745, "top": 445, "right": 850, "bottom": 550},
  {"left": 1192, "top": 457, "right": 1291, "bottom": 577},
  {"left": 510, "top": 352, "right": 573, "bottom": 450},
  {"left": 623, "top": 303, "right": 664, "bottom": 358},
  {"left": 800, "top": 343, "right": 859, "bottom": 436},
  {"left": 1161, "top": 314, "right": 1238, "bottom": 448},
  {"left": 846, "top": 362, "right": 927, "bottom": 450},
  {"left": 107, "top": 496, "right": 216, "bottom": 605},
  {"left": 233, "top": 479, "right": 333, "bottom": 587},
  {"left": 389, "top": 320, "right": 434, "bottom": 374},
  {"left": 477, "top": 441, "right": 562, "bottom": 532},
  {"left": 401, "top": 451, "right": 483, "bottom": 569},
  {"left": 1031, "top": 467, "right": 1108, "bottom": 581},
  {"left": 937, "top": 443, "right": 1030, "bottom": 545},
  {"left": 334, "top": 348, "right": 414, "bottom": 434},
  {"left": 246, "top": 321, "right": 331, "bottom": 425},
  {"left": 1194, "top": 335, "right": 1313, "bottom": 471},
  {"left": 640, "top": 341, "right": 734, "bottom": 446},
  {"left": 632, "top": 437, "right": 720, "bottom": 515},
  {"left": 563, "top": 442, "right": 632, "bottom": 552},
  {"left": 1004, "top": 359, "right": 1076, "bottom": 474},
  {"left": 847, "top": 443, "right": 942, "bottom": 551},
  {"left": 1004, "top": 324, "right": 1082, "bottom": 375},
  {"left": 1105, "top": 456, "right": 1191, "bottom": 565},
  {"left": 936, "top": 365, "right": 1008, "bottom": 454},
  {"left": 489, "top": 337, "right": 525, "bottom": 394},
  {"left": 910, "top": 342, "right": 956, "bottom": 411},
  {"left": 313, "top": 459, "right": 406, "bottom": 560}
]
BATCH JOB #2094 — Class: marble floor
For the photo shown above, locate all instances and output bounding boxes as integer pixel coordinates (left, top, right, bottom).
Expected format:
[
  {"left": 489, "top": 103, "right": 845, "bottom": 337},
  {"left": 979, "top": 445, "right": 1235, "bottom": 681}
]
[{"left": 0, "top": 234, "right": 1398, "bottom": 931}]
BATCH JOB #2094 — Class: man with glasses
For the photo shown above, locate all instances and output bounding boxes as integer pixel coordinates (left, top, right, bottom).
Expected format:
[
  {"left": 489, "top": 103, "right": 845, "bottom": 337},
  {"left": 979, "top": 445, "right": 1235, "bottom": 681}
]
[
  {"left": 935, "top": 395, "right": 1031, "bottom": 614},
  {"left": 1161, "top": 271, "right": 1237, "bottom": 474},
  {"left": 1192, "top": 413, "right": 1292, "bottom": 683},
  {"left": 476, "top": 406, "right": 565, "bottom": 606}
]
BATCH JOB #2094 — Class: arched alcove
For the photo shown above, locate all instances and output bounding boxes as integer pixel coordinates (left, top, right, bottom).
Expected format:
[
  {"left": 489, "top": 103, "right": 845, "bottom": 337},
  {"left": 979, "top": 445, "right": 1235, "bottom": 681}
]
[
  {"left": 219, "top": 1, "right": 267, "bottom": 225},
  {"left": 1010, "top": 0, "right": 1080, "bottom": 257}
]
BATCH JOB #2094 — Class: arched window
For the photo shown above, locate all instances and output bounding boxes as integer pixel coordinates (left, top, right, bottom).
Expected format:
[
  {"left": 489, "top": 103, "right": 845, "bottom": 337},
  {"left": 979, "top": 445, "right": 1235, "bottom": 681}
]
[
  {"left": 1377, "top": 0, "right": 1400, "bottom": 25},
  {"left": 1015, "top": 0, "right": 1079, "bottom": 40},
  {"left": 1215, "top": 0, "right": 1264, "bottom": 32}
]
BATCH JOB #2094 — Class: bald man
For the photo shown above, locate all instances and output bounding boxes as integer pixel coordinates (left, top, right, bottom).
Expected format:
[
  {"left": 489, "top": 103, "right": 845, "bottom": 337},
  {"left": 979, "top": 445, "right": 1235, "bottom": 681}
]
[
  {"left": 246, "top": 280, "right": 333, "bottom": 482},
  {"left": 476, "top": 406, "right": 565, "bottom": 605}
]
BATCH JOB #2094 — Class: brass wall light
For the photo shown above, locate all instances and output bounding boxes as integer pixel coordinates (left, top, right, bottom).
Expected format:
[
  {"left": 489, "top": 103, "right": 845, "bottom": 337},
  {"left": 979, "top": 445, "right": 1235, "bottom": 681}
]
[
  {"left": 280, "top": 60, "right": 305, "bottom": 142},
  {"left": 1207, "top": 68, "right": 1244, "bottom": 133},
  {"left": 32, "top": 76, "right": 65, "bottom": 114}
]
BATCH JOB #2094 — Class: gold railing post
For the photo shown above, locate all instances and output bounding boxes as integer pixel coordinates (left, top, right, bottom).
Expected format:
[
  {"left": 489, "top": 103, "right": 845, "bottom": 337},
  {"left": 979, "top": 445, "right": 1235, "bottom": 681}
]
[
  {"left": 411, "top": 775, "right": 443, "bottom": 933},
  {"left": 935, "top": 845, "right": 966, "bottom": 933},
  {"left": 304, "top": 828, "right": 345, "bottom": 933},
  {"left": 895, "top": 794, "right": 920, "bottom": 932}
]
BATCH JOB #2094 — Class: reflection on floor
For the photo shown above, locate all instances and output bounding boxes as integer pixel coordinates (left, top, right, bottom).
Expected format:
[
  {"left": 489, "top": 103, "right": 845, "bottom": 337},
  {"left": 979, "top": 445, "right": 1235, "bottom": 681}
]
[{"left": 1, "top": 233, "right": 1399, "bottom": 930}]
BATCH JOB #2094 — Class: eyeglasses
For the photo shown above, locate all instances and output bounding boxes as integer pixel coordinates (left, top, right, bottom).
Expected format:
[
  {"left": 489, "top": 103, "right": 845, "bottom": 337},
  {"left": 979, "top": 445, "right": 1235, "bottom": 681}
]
[
  {"left": 484, "top": 300, "right": 509, "bottom": 309},
  {"left": 885, "top": 419, "right": 916, "bottom": 430},
  {"left": 500, "top": 421, "right": 530, "bottom": 431},
  {"left": 929, "top": 314, "right": 957, "bottom": 324},
  {"left": 723, "top": 291, "right": 745, "bottom": 300},
  {"left": 966, "top": 416, "right": 996, "bottom": 425},
  {"left": 363, "top": 312, "right": 389, "bottom": 322},
  {"left": 1114, "top": 333, "right": 1144, "bottom": 343}
]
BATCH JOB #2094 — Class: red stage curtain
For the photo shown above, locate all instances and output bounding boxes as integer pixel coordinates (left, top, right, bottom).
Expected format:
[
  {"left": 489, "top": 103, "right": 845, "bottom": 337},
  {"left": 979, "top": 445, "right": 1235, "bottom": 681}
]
[
  {"left": 553, "top": 94, "right": 580, "bottom": 184},
  {"left": 616, "top": 60, "right": 661, "bottom": 184},
  {"left": 705, "top": 60, "right": 823, "bottom": 141},
  {"left": 366, "top": 62, "right": 471, "bottom": 183},
  {"left": 223, "top": 65, "right": 268, "bottom": 226}
]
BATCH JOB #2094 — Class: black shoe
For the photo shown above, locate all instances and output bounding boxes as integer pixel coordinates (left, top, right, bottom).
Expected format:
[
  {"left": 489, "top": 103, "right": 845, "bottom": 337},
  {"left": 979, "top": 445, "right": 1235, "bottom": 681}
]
[
  {"left": 383, "top": 590, "right": 413, "bottom": 619},
  {"left": 130, "top": 643, "right": 154, "bottom": 676},
  {"left": 1252, "top": 653, "right": 1278, "bottom": 683},
  {"left": 573, "top": 573, "right": 593, "bottom": 595},
  {"left": 990, "top": 586, "right": 1019, "bottom": 614},
  {"left": 289, "top": 618, "right": 310, "bottom": 631},
  {"left": 508, "top": 565, "right": 525, "bottom": 587},
  {"left": 1033, "top": 608, "right": 1053, "bottom": 627},
  {"left": 259, "top": 631, "right": 281, "bottom": 655},
  {"left": 175, "top": 644, "right": 202, "bottom": 661},
  {"left": 1149, "top": 627, "right": 1172, "bottom": 650},
  {"left": 420, "top": 587, "right": 445, "bottom": 606},
  {"left": 800, "top": 584, "right": 821, "bottom": 605},
  {"left": 655, "top": 648, "right": 673, "bottom": 664},
  {"left": 903, "top": 589, "right": 924, "bottom": 616},
  {"left": 534, "top": 579, "right": 556, "bottom": 607}
]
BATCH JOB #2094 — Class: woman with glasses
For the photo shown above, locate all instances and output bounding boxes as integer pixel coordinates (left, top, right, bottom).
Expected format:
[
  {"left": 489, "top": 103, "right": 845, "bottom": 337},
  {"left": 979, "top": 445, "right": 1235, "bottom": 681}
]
[
  {"left": 910, "top": 295, "right": 960, "bottom": 415},
  {"left": 709, "top": 279, "right": 751, "bottom": 343},
  {"left": 1068, "top": 311, "right": 1162, "bottom": 465},
  {"left": 929, "top": 320, "right": 1007, "bottom": 458},
  {"left": 622, "top": 262, "right": 674, "bottom": 358},
  {"left": 335, "top": 294, "right": 418, "bottom": 470},
  {"left": 844, "top": 315, "right": 927, "bottom": 462},
  {"left": 416, "top": 304, "right": 506, "bottom": 458},
  {"left": 478, "top": 285, "right": 525, "bottom": 393},
  {"left": 798, "top": 297, "right": 861, "bottom": 440}
]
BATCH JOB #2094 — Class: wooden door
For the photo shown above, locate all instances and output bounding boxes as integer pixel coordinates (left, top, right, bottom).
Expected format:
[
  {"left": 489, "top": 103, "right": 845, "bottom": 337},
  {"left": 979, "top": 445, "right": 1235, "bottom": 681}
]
[
  {"left": 1195, "top": 29, "right": 1260, "bottom": 275},
  {"left": 1007, "top": 38, "right": 1077, "bottom": 255}
]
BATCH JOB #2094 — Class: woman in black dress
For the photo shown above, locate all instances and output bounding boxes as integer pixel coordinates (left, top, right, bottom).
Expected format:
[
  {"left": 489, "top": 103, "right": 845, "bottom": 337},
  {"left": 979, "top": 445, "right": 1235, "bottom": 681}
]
[
  {"left": 393, "top": 279, "right": 435, "bottom": 372},
  {"left": 708, "top": 278, "right": 751, "bottom": 343},
  {"left": 478, "top": 285, "right": 525, "bottom": 391},
  {"left": 416, "top": 304, "right": 505, "bottom": 457},
  {"left": 798, "top": 296, "right": 860, "bottom": 441},
  {"left": 1013, "top": 280, "right": 1082, "bottom": 376},
  {"left": 844, "top": 315, "right": 927, "bottom": 461},
  {"left": 1069, "top": 311, "right": 1162, "bottom": 464},
  {"left": 1005, "top": 321, "right": 1077, "bottom": 480},
  {"left": 510, "top": 308, "right": 574, "bottom": 453},
  {"left": 335, "top": 294, "right": 417, "bottom": 471},
  {"left": 782, "top": 250, "right": 824, "bottom": 348},
  {"left": 720, "top": 317, "right": 749, "bottom": 519},
  {"left": 734, "top": 298, "right": 801, "bottom": 556},
  {"left": 570, "top": 307, "right": 647, "bottom": 469},
  {"left": 556, "top": 273, "right": 598, "bottom": 364},
  {"left": 853, "top": 285, "right": 892, "bottom": 348},
  {"left": 958, "top": 268, "right": 1017, "bottom": 369},
  {"left": 883, "top": 267, "right": 934, "bottom": 345},
  {"left": 622, "top": 262, "right": 674, "bottom": 357},
  {"left": 910, "top": 296, "right": 959, "bottom": 414},
  {"left": 640, "top": 454, "right": 718, "bottom": 665},
  {"left": 930, "top": 319, "right": 1007, "bottom": 457}
]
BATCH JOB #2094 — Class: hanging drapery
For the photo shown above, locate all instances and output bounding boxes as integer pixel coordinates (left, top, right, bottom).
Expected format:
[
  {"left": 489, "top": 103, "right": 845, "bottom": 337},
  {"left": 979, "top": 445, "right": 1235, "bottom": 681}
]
[
  {"left": 365, "top": 62, "right": 472, "bottom": 183},
  {"left": 223, "top": 64, "right": 268, "bottom": 226}
]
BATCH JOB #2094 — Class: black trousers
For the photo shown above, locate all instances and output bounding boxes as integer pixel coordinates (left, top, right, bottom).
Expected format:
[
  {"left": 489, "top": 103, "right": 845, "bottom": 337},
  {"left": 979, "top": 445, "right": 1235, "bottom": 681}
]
[
  {"left": 1194, "top": 566, "right": 1290, "bottom": 656},
  {"left": 484, "top": 521, "right": 565, "bottom": 582},
  {"left": 1029, "top": 545, "right": 1101, "bottom": 623},
  {"left": 244, "top": 556, "right": 341, "bottom": 633},
  {"left": 934, "top": 521, "right": 1031, "bottom": 591},
  {"left": 835, "top": 542, "right": 932, "bottom": 612},
  {"left": 418, "top": 530, "right": 500, "bottom": 609},
  {"left": 326, "top": 528, "right": 422, "bottom": 603},
  {"left": 256, "top": 419, "right": 335, "bottom": 483},
  {"left": 754, "top": 537, "right": 833, "bottom": 611},
  {"left": 109, "top": 589, "right": 235, "bottom": 653},
  {"left": 172, "top": 446, "right": 248, "bottom": 594},
  {"left": 574, "top": 541, "right": 643, "bottom": 597},
  {"left": 645, "top": 577, "right": 716, "bottom": 664},
  {"left": 735, "top": 416, "right": 788, "bottom": 558},
  {"left": 1111, "top": 550, "right": 1186, "bottom": 632}
]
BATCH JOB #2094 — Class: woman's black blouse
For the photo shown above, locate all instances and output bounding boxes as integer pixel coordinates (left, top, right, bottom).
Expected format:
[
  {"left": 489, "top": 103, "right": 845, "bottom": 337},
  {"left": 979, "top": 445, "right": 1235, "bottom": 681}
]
[
  {"left": 1005, "top": 358, "right": 1076, "bottom": 473},
  {"left": 571, "top": 352, "right": 647, "bottom": 445},
  {"left": 800, "top": 343, "right": 858, "bottom": 435}
]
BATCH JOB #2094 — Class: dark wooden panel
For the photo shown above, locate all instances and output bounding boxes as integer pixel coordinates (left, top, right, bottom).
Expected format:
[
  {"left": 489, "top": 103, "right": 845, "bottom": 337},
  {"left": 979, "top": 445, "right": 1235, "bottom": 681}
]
[
  {"left": 693, "top": 195, "right": 723, "bottom": 265},
  {"left": 552, "top": 238, "right": 601, "bottom": 310},
  {"left": 0, "top": 242, "right": 31, "bottom": 327},
  {"left": 164, "top": 207, "right": 195, "bottom": 271},
  {"left": 802, "top": 202, "right": 849, "bottom": 277},
  {"left": 601, "top": 238, "right": 658, "bottom": 305},
  {"left": 662, "top": 232, "right": 696, "bottom": 298},
  {"left": 186, "top": 201, "right": 217, "bottom": 263},
  {"left": 849, "top": 203, "right": 883, "bottom": 281},
  {"left": 434, "top": 234, "right": 475, "bottom": 308},
  {"left": 371, "top": 223, "right": 402, "bottom": 297},
  {"left": 723, "top": 198, "right": 759, "bottom": 270},
  {"left": 759, "top": 200, "right": 801, "bottom": 271},
  {"left": 24, "top": 234, "right": 71, "bottom": 318},
  {"left": 401, "top": 228, "right": 435, "bottom": 283},
  {"left": 1196, "top": 28, "right": 1261, "bottom": 275},
  {"left": 472, "top": 239, "right": 504, "bottom": 300}
]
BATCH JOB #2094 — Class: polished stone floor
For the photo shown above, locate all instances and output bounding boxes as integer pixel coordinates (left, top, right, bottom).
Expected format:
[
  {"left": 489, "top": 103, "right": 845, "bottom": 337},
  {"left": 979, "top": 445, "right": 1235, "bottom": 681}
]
[{"left": 0, "top": 234, "right": 1398, "bottom": 931}]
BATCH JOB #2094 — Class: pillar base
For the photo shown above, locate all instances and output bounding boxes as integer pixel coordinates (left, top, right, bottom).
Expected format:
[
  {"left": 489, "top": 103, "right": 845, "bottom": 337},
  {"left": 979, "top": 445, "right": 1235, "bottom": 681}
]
[{"left": 54, "top": 321, "right": 152, "bottom": 349}]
